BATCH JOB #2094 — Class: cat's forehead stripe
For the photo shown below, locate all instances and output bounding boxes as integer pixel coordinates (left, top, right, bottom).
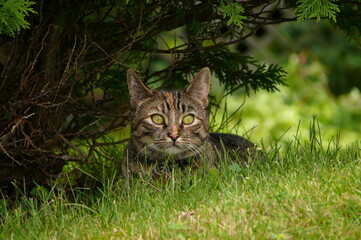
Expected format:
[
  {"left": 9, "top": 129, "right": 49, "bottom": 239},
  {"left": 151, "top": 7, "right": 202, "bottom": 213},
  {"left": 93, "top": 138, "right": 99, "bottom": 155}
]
[
  {"left": 161, "top": 92, "right": 171, "bottom": 110},
  {"left": 157, "top": 91, "right": 197, "bottom": 114},
  {"left": 167, "top": 92, "right": 175, "bottom": 111}
]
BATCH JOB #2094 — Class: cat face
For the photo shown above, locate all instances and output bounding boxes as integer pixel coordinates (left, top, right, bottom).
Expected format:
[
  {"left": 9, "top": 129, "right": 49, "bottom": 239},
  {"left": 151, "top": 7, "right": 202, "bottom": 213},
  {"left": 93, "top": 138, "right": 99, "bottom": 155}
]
[{"left": 127, "top": 68, "right": 211, "bottom": 160}]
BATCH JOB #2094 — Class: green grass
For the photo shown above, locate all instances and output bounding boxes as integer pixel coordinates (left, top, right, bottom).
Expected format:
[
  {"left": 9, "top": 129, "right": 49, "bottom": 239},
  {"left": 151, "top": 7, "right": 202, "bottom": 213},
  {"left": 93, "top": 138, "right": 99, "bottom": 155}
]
[{"left": 1, "top": 136, "right": 360, "bottom": 239}]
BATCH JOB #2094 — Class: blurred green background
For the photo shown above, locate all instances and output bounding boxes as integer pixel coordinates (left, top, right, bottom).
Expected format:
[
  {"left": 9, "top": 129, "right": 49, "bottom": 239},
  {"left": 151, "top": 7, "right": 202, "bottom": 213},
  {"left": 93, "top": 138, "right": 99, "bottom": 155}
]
[{"left": 210, "top": 21, "right": 361, "bottom": 146}]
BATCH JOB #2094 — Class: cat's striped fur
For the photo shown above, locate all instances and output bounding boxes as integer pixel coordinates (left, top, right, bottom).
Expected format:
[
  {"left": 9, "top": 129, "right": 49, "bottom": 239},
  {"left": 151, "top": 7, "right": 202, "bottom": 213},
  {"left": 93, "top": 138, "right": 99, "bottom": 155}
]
[{"left": 121, "top": 68, "right": 262, "bottom": 176}]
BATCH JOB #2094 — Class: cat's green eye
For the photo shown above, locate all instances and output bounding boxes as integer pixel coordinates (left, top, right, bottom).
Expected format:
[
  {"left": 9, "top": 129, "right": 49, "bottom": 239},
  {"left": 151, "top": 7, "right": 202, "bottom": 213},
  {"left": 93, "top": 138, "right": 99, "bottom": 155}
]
[
  {"left": 151, "top": 114, "right": 164, "bottom": 124},
  {"left": 182, "top": 114, "right": 194, "bottom": 125}
]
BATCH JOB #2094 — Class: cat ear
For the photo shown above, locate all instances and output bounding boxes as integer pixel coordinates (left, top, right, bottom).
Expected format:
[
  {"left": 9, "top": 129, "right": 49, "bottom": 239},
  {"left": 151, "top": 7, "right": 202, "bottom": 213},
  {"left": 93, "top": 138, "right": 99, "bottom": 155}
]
[
  {"left": 185, "top": 67, "right": 211, "bottom": 106},
  {"left": 127, "top": 69, "right": 153, "bottom": 108}
]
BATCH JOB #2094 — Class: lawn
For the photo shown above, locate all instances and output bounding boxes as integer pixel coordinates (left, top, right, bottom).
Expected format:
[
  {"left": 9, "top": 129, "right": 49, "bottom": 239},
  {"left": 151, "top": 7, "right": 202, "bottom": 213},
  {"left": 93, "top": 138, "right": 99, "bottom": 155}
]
[{"left": 1, "top": 135, "right": 360, "bottom": 239}]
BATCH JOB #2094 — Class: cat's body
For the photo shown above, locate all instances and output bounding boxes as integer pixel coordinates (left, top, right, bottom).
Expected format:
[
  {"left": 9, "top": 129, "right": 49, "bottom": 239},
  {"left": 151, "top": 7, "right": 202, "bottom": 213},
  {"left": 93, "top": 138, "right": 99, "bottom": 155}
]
[{"left": 121, "top": 68, "right": 262, "bottom": 176}]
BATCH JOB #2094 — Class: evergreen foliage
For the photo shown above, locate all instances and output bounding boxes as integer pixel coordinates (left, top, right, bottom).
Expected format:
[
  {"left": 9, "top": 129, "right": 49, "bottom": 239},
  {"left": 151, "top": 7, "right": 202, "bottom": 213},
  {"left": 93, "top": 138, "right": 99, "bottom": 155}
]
[
  {"left": 0, "top": 0, "right": 36, "bottom": 36},
  {"left": 295, "top": 0, "right": 340, "bottom": 22},
  {"left": 218, "top": 1, "right": 247, "bottom": 27}
]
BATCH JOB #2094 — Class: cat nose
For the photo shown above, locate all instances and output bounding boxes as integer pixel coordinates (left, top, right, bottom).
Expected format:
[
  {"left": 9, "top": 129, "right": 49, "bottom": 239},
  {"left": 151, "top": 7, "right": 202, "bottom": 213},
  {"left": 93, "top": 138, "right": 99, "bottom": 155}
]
[
  {"left": 168, "top": 132, "right": 180, "bottom": 143},
  {"left": 168, "top": 125, "right": 180, "bottom": 143}
]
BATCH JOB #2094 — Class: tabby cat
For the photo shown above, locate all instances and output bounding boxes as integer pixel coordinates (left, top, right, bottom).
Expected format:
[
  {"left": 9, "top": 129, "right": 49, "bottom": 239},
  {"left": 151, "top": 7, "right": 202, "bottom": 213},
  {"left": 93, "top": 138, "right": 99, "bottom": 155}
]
[{"left": 121, "top": 68, "right": 262, "bottom": 176}]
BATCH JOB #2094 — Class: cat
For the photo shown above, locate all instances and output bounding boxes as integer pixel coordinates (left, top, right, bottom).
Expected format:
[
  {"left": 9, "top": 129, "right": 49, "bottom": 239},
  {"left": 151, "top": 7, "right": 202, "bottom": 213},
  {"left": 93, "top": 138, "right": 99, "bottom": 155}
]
[{"left": 121, "top": 67, "right": 263, "bottom": 177}]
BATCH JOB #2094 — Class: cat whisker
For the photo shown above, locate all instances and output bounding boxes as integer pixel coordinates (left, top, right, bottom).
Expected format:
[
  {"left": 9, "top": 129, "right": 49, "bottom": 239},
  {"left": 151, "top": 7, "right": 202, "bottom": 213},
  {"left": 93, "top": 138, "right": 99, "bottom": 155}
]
[
  {"left": 134, "top": 147, "right": 148, "bottom": 159},
  {"left": 185, "top": 142, "right": 202, "bottom": 157}
]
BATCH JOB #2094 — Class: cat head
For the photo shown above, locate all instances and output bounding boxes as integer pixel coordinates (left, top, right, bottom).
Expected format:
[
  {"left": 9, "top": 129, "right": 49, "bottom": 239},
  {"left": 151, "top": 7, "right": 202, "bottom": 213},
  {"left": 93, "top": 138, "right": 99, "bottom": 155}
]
[{"left": 127, "top": 68, "right": 211, "bottom": 160}]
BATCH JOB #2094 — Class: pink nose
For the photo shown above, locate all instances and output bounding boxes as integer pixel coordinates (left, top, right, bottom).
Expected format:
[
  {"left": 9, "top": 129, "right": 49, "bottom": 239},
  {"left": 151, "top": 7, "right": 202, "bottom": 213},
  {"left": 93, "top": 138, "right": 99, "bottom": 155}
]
[
  {"left": 168, "top": 132, "right": 180, "bottom": 143},
  {"left": 168, "top": 125, "right": 179, "bottom": 143}
]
